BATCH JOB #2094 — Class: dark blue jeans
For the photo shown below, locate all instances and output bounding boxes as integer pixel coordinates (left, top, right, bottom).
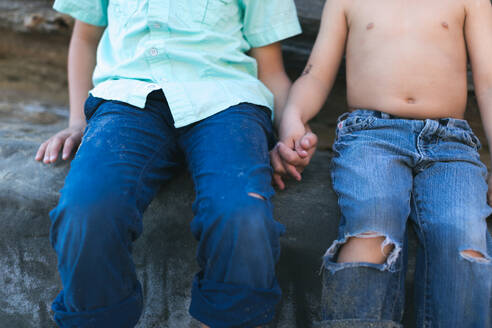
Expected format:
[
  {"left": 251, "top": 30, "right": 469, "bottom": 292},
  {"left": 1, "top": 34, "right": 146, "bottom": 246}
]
[{"left": 49, "top": 90, "right": 284, "bottom": 328}]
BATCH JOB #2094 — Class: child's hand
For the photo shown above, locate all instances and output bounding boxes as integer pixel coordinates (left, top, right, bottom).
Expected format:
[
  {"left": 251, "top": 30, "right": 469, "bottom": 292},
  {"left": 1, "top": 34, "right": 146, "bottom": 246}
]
[
  {"left": 35, "top": 123, "right": 86, "bottom": 164},
  {"left": 270, "top": 112, "right": 318, "bottom": 189}
]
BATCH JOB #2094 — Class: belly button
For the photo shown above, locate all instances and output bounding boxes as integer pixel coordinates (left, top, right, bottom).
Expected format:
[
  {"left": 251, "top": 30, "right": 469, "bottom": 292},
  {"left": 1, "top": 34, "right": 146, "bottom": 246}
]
[
  {"left": 406, "top": 97, "right": 416, "bottom": 104},
  {"left": 366, "top": 22, "right": 374, "bottom": 30},
  {"left": 441, "top": 22, "right": 449, "bottom": 29}
]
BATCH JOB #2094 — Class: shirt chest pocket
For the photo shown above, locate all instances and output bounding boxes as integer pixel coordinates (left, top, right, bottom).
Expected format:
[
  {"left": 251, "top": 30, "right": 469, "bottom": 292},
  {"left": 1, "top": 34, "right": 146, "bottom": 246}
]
[
  {"left": 108, "top": 0, "right": 138, "bottom": 28},
  {"left": 193, "top": 0, "right": 237, "bottom": 27}
]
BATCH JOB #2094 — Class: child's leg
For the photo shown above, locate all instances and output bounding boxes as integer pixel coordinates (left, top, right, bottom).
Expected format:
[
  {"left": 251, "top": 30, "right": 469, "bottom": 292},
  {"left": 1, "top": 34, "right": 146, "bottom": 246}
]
[
  {"left": 50, "top": 93, "right": 183, "bottom": 328},
  {"left": 179, "top": 103, "right": 282, "bottom": 328},
  {"left": 321, "top": 110, "right": 416, "bottom": 327},
  {"left": 410, "top": 121, "right": 492, "bottom": 327}
]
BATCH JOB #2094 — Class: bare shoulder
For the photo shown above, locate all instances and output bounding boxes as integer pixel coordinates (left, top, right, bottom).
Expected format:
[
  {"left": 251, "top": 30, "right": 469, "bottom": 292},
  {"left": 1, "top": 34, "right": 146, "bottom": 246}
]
[
  {"left": 322, "top": 0, "right": 349, "bottom": 14},
  {"left": 464, "top": 0, "right": 492, "bottom": 19},
  {"left": 317, "top": 0, "right": 349, "bottom": 30},
  {"left": 464, "top": 0, "right": 492, "bottom": 11},
  {"left": 463, "top": 0, "right": 492, "bottom": 27}
]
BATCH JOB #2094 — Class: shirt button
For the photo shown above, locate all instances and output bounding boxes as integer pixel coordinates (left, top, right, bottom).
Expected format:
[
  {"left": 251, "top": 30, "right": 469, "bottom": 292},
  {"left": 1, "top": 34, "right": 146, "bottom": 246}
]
[
  {"left": 149, "top": 48, "right": 158, "bottom": 56},
  {"left": 146, "top": 84, "right": 158, "bottom": 91}
]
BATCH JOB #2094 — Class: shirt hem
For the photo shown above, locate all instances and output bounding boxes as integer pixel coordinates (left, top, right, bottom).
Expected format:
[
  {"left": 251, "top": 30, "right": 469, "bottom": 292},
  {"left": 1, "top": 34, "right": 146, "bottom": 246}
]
[
  {"left": 173, "top": 100, "right": 272, "bottom": 128},
  {"left": 245, "top": 19, "right": 302, "bottom": 48}
]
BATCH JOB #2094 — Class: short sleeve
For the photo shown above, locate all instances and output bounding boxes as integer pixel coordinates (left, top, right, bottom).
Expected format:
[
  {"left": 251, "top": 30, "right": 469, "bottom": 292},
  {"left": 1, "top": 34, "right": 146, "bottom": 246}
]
[
  {"left": 240, "top": 0, "right": 302, "bottom": 48},
  {"left": 53, "top": 0, "right": 109, "bottom": 26}
]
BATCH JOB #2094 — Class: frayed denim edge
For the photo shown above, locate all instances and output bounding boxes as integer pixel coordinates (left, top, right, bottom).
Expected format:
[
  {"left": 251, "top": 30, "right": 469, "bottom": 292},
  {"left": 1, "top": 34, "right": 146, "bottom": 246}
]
[{"left": 321, "top": 232, "right": 402, "bottom": 274}]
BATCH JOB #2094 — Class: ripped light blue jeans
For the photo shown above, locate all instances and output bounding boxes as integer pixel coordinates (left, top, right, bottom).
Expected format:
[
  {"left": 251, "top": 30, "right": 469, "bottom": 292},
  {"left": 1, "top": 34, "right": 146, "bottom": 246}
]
[
  {"left": 49, "top": 90, "right": 284, "bottom": 328},
  {"left": 321, "top": 109, "right": 492, "bottom": 328}
]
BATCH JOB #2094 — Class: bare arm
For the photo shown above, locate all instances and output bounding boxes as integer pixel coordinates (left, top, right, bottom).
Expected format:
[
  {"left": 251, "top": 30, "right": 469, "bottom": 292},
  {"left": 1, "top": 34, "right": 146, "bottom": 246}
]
[
  {"left": 67, "top": 20, "right": 104, "bottom": 126},
  {"left": 35, "top": 20, "right": 104, "bottom": 163},
  {"left": 465, "top": 0, "right": 492, "bottom": 202},
  {"left": 250, "top": 42, "right": 292, "bottom": 128},
  {"left": 251, "top": 42, "right": 318, "bottom": 188},
  {"left": 271, "top": 0, "right": 347, "bottom": 188},
  {"left": 281, "top": 0, "right": 348, "bottom": 128}
]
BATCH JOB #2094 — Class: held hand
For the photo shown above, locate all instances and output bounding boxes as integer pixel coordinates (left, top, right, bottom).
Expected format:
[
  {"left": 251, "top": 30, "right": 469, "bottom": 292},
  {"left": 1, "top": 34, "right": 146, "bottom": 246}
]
[
  {"left": 275, "top": 128, "right": 318, "bottom": 179},
  {"left": 271, "top": 117, "right": 318, "bottom": 189},
  {"left": 35, "top": 123, "right": 86, "bottom": 164},
  {"left": 294, "top": 124, "right": 318, "bottom": 162}
]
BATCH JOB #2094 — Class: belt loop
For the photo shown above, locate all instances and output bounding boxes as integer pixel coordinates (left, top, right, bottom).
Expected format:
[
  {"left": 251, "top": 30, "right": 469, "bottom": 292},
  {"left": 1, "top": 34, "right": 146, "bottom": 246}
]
[
  {"left": 423, "top": 119, "right": 439, "bottom": 135},
  {"left": 380, "top": 112, "right": 390, "bottom": 119},
  {"left": 438, "top": 118, "right": 450, "bottom": 128},
  {"left": 337, "top": 112, "right": 350, "bottom": 123}
]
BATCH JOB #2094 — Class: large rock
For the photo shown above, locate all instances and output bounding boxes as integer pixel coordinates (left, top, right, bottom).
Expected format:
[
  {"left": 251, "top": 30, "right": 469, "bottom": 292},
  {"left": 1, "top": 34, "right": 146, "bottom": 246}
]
[{"left": 0, "top": 0, "right": 72, "bottom": 33}]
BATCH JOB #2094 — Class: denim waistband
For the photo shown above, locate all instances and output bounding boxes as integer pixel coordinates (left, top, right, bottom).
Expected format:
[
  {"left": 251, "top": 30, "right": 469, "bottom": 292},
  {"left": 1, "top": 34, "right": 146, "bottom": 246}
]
[{"left": 348, "top": 109, "right": 471, "bottom": 131}]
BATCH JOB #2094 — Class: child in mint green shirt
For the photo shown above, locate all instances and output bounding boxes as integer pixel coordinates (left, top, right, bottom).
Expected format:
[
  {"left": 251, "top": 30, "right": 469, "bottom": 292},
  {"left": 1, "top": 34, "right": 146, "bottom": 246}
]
[{"left": 36, "top": 1, "right": 315, "bottom": 327}]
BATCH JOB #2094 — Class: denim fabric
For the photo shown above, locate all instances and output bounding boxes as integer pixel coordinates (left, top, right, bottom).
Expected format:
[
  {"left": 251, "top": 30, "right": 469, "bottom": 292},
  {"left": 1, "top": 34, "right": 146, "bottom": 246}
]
[
  {"left": 49, "top": 90, "right": 284, "bottom": 328},
  {"left": 321, "top": 109, "right": 492, "bottom": 328}
]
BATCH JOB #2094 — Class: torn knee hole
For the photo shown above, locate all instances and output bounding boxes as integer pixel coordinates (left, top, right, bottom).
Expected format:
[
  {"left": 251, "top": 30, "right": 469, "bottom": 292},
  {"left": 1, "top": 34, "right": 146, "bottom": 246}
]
[
  {"left": 351, "top": 232, "right": 395, "bottom": 257},
  {"left": 247, "top": 192, "right": 265, "bottom": 200},
  {"left": 461, "top": 250, "right": 491, "bottom": 263},
  {"left": 335, "top": 232, "right": 398, "bottom": 266}
]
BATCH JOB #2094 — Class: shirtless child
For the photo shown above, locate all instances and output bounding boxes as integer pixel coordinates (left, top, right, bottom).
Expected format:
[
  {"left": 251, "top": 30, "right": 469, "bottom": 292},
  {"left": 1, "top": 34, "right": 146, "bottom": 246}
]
[{"left": 272, "top": 0, "right": 492, "bottom": 326}]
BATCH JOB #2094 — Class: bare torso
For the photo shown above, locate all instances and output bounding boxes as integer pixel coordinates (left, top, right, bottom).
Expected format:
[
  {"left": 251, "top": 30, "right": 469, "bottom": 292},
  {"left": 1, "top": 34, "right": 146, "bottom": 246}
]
[{"left": 345, "top": 0, "right": 468, "bottom": 118}]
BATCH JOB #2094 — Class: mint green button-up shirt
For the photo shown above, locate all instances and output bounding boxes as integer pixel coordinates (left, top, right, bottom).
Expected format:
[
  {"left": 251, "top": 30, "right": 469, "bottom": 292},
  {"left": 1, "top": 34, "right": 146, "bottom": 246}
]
[{"left": 53, "top": 0, "right": 302, "bottom": 127}]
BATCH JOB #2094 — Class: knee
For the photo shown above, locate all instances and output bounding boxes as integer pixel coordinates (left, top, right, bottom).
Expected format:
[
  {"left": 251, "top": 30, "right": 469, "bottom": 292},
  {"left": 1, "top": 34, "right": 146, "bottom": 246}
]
[
  {"left": 336, "top": 233, "right": 396, "bottom": 265},
  {"left": 198, "top": 193, "right": 281, "bottom": 284},
  {"left": 216, "top": 193, "right": 271, "bottom": 231},
  {"left": 201, "top": 192, "right": 279, "bottom": 244},
  {"left": 57, "top": 169, "right": 138, "bottom": 218},
  {"left": 423, "top": 218, "right": 491, "bottom": 263},
  {"left": 50, "top": 181, "right": 140, "bottom": 252},
  {"left": 460, "top": 250, "right": 491, "bottom": 263}
]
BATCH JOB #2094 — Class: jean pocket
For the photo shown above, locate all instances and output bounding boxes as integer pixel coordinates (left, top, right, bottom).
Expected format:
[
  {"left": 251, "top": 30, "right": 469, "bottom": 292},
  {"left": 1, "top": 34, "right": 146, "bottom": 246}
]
[
  {"left": 83, "top": 96, "right": 106, "bottom": 122},
  {"left": 193, "top": 0, "right": 237, "bottom": 27},
  {"left": 464, "top": 131, "right": 482, "bottom": 150},
  {"left": 439, "top": 119, "right": 482, "bottom": 151},
  {"left": 337, "top": 115, "right": 375, "bottom": 136}
]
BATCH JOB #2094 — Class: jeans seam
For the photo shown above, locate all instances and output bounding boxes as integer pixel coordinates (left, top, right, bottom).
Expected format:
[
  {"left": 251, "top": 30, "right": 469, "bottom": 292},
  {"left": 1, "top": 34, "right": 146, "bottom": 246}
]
[
  {"left": 135, "top": 140, "right": 177, "bottom": 201},
  {"left": 84, "top": 96, "right": 106, "bottom": 122},
  {"left": 389, "top": 250, "right": 404, "bottom": 322},
  {"left": 329, "top": 156, "right": 344, "bottom": 257},
  {"left": 411, "top": 190, "right": 431, "bottom": 328}
]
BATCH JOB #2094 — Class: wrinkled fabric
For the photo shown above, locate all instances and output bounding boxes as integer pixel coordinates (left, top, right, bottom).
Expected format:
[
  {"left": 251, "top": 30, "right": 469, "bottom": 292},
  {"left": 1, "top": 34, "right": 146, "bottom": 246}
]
[
  {"left": 321, "top": 109, "right": 492, "bottom": 328},
  {"left": 50, "top": 91, "right": 284, "bottom": 328}
]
